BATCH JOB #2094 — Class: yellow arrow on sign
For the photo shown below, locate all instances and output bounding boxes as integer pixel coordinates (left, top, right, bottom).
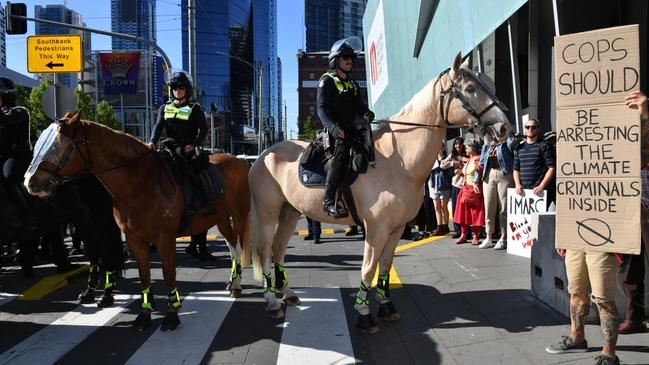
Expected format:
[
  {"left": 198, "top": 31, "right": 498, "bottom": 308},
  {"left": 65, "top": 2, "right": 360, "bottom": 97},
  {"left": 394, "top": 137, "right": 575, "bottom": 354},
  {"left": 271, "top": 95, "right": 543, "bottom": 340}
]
[{"left": 27, "top": 35, "right": 83, "bottom": 73}]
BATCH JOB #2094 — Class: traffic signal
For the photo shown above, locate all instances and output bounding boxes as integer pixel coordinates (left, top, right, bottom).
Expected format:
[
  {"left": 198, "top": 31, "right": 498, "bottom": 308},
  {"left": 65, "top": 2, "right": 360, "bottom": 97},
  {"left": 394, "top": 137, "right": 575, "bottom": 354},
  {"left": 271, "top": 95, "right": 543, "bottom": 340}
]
[{"left": 6, "top": 2, "right": 27, "bottom": 35}]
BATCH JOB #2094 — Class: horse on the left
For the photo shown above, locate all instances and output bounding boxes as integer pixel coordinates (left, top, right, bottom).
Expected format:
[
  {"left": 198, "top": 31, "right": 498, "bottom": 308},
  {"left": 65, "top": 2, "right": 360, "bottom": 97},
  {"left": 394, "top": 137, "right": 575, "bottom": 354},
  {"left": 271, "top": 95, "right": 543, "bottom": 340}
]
[{"left": 24, "top": 113, "right": 251, "bottom": 332}]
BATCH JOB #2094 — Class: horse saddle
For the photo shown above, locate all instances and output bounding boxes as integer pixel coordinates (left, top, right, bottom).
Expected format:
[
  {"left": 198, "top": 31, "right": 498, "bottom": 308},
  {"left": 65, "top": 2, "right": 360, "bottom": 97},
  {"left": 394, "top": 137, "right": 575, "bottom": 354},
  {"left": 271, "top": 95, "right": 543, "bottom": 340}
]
[{"left": 298, "top": 124, "right": 374, "bottom": 187}]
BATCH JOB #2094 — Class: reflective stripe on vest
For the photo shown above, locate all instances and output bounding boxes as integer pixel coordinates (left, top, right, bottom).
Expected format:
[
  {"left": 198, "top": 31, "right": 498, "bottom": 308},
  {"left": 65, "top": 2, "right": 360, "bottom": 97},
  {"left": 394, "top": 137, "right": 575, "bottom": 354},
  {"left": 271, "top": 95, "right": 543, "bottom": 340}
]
[
  {"left": 321, "top": 72, "right": 357, "bottom": 95},
  {"left": 163, "top": 103, "right": 194, "bottom": 120}
]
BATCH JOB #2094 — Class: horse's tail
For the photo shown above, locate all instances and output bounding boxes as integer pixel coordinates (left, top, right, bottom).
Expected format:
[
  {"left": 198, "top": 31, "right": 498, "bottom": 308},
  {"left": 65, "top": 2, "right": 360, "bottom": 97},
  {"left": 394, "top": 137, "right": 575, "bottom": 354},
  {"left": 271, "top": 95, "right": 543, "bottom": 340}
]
[
  {"left": 250, "top": 199, "right": 263, "bottom": 282},
  {"left": 240, "top": 208, "right": 252, "bottom": 268}
]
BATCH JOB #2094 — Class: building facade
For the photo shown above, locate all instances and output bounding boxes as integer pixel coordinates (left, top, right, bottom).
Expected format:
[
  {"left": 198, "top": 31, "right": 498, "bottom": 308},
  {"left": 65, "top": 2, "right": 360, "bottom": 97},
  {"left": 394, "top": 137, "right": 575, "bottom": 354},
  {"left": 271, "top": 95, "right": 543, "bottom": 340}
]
[
  {"left": 362, "top": 0, "right": 648, "bottom": 135},
  {"left": 297, "top": 51, "right": 367, "bottom": 135},
  {"left": 0, "top": 7, "right": 6, "bottom": 67},
  {"left": 34, "top": 5, "right": 92, "bottom": 89},
  {"left": 305, "top": 0, "right": 367, "bottom": 52},
  {"left": 182, "top": 0, "right": 278, "bottom": 154},
  {"left": 111, "top": 0, "right": 156, "bottom": 51}
]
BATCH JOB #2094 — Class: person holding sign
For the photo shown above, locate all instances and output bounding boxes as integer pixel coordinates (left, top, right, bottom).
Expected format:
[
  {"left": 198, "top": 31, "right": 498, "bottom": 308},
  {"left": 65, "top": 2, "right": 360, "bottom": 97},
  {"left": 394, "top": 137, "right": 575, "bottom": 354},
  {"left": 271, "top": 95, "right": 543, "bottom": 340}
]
[
  {"left": 618, "top": 90, "right": 649, "bottom": 335},
  {"left": 513, "top": 118, "right": 556, "bottom": 206}
]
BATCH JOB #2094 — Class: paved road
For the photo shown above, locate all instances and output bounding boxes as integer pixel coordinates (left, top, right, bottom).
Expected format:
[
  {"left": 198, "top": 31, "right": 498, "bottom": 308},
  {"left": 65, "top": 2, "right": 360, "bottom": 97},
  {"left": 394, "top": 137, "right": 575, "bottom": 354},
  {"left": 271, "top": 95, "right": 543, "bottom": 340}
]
[{"left": 0, "top": 218, "right": 648, "bottom": 364}]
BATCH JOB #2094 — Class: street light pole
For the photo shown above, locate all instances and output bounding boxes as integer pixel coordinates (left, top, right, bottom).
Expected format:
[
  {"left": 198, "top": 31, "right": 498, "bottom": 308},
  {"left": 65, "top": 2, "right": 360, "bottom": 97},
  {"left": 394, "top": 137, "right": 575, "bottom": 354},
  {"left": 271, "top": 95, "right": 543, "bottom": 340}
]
[{"left": 257, "top": 61, "right": 263, "bottom": 155}]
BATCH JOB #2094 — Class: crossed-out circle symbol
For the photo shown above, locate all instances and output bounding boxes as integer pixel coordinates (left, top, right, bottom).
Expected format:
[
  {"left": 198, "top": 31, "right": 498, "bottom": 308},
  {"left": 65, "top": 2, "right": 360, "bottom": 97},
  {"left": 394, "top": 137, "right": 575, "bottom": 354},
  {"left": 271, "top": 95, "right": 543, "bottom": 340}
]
[{"left": 576, "top": 218, "right": 614, "bottom": 247}]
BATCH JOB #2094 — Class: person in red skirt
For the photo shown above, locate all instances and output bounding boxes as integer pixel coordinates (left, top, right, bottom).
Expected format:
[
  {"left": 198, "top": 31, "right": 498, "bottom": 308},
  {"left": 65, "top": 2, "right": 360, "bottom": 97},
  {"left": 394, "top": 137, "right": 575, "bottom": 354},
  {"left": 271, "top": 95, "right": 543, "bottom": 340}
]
[{"left": 453, "top": 139, "right": 485, "bottom": 245}]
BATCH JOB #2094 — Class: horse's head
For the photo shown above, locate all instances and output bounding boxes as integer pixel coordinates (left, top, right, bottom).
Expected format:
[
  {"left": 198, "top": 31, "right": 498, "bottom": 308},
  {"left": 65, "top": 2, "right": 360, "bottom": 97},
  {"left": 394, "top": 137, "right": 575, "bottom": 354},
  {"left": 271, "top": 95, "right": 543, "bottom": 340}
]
[
  {"left": 24, "top": 111, "right": 89, "bottom": 197},
  {"left": 440, "top": 53, "right": 512, "bottom": 145}
]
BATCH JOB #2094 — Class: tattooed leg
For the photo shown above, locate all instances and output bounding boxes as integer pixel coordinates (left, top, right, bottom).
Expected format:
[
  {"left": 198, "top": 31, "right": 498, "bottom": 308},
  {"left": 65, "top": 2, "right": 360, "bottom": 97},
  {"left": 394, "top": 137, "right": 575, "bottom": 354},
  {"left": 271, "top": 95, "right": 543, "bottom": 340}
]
[
  {"left": 569, "top": 294, "right": 589, "bottom": 342},
  {"left": 596, "top": 301, "right": 620, "bottom": 356}
]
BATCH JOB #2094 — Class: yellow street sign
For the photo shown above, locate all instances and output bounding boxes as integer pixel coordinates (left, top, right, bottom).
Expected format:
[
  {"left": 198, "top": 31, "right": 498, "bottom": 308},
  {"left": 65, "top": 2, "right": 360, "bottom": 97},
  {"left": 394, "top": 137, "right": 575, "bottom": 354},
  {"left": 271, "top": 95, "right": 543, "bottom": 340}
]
[{"left": 27, "top": 35, "right": 83, "bottom": 73}]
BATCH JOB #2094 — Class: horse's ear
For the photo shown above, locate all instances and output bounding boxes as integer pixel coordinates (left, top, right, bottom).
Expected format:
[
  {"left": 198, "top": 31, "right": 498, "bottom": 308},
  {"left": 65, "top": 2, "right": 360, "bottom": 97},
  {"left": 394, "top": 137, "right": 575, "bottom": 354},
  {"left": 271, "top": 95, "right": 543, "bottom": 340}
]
[
  {"left": 460, "top": 56, "right": 470, "bottom": 71},
  {"left": 71, "top": 111, "right": 81, "bottom": 122},
  {"left": 450, "top": 52, "right": 462, "bottom": 79}
]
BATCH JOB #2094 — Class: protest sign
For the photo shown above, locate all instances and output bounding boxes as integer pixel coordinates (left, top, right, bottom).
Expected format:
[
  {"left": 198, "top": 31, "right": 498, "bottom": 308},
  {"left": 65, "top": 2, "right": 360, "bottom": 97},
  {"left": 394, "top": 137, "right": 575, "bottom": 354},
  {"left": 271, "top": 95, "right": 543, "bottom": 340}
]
[
  {"left": 507, "top": 188, "right": 547, "bottom": 258},
  {"left": 554, "top": 25, "right": 641, "bottom": 254}
]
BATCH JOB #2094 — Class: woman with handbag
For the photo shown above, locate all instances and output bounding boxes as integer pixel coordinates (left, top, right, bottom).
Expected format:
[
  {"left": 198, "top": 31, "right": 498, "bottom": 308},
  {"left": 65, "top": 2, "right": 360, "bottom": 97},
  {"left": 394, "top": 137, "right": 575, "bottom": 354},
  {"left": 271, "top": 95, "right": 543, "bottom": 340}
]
[{"left": 453, "top": 139, "right": 485, "bottom": 245}]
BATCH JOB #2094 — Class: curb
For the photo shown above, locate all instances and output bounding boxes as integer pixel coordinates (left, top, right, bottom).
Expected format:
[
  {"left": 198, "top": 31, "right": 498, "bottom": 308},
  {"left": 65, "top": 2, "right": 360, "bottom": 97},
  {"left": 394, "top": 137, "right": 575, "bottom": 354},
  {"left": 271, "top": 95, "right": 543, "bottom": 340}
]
[{"left": 18, "top": 264, "right": 89, "bottom": 301}]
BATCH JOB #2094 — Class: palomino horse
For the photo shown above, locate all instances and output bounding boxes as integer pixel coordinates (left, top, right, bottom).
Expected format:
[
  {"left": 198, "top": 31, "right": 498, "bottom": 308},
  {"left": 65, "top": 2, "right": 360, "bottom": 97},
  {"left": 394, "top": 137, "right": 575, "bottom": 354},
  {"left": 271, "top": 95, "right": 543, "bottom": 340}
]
[
  {"left": 24, "top": 114, "right": 251, "bottom": 332},
  {"left": 249, "top": 53, "right": 512, "bottom": 333}
]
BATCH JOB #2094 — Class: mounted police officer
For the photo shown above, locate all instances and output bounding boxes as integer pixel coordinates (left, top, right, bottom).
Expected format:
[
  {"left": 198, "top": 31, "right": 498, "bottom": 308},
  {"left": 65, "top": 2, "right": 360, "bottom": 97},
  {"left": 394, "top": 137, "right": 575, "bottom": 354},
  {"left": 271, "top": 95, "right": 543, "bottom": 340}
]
[
  {"left": 0, "top": 77, "right": 34, "bottom": 225},
  {"left": 317, "top": 36, "right": 374, "bottom": 218},
  {"left": 149, "top": 70, "right": 216, "bottom": 215}
]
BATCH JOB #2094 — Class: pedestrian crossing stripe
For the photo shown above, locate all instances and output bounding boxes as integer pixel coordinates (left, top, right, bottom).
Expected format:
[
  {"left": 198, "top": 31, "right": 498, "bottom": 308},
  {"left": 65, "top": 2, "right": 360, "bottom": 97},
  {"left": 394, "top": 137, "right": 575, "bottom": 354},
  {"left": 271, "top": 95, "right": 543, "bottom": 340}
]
[{"left": 0, "top": 289, "right": 359, "bottom": 365}]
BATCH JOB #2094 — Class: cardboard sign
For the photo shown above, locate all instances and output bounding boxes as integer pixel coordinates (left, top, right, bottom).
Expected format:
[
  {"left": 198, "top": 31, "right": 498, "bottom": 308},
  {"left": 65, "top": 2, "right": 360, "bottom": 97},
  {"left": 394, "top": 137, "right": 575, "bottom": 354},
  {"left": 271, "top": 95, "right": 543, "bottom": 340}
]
[
  {"left": 554, "top": 25, "right": 641, "bottom": 254},
  {"left": 507, "top": 188, "right": 547, "bottom": 258}
]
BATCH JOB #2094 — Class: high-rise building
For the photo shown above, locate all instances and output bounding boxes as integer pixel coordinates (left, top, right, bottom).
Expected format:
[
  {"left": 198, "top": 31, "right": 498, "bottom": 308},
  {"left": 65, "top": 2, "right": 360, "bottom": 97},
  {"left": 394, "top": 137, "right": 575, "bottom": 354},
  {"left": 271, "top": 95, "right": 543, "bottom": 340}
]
[
  {"left": 182, "top": 0, "right": 278, "bottom": 154},
  {"left": 34, "top": 5, "right": 91, "bottom": 88},
  {"left": 111, "top": 0, "right": 156, "bottom": 51},
  {"left": 277, "top": 56, "right": 283, "bottom": 141},
  {"left": 0, "top": 7, "right": 6, "bottom": 67},
  {"left": 305, "top": 0, "right": 367, "bottom": 52}
]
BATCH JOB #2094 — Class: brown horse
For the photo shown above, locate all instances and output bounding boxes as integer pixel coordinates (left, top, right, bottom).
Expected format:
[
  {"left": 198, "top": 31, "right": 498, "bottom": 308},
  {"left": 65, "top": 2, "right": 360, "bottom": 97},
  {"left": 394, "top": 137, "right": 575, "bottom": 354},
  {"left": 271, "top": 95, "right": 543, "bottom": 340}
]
[
  {"left": 24, "top": 114, "right": 250, "bottom": 332},
  {"left": 248, "top": 53, "right": 512, "bottom": 333}
]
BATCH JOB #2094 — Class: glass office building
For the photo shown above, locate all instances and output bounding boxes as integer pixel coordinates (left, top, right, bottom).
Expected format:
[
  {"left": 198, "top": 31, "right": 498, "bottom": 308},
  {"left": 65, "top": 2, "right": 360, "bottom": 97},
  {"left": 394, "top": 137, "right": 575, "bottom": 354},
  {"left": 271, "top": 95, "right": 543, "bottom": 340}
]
[
  {"left": 182, "top": 0, "right": 278, "bottom": 154},
  {"left": 111, "top": 0, "right": 156, "bottom": 51}
]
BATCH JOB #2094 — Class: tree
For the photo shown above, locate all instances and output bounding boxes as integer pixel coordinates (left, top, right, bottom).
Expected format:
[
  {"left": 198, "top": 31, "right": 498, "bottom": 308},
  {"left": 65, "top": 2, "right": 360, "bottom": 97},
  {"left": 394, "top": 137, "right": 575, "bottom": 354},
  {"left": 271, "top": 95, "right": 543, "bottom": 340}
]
[
  {"left": 27, "top": 78, "right": 52, "bottom": 137},
  {"left": 75, "top": 88, "right": 96, "bottom": 121},
  {"left": 16, "top": 84, "right": 29, "bottom": 108},
  {"left": 300, "top": 115, "right": 316, "bottom": 140},
  {"left": 95, "top": 100, "right": 121, "bottom": 130}
]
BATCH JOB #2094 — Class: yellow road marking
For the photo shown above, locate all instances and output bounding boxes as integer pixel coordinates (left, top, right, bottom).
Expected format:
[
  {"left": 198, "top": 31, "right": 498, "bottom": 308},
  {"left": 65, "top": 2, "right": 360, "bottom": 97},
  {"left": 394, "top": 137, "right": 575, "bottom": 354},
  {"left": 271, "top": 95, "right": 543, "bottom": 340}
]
[
  {"left": 177, "top": 234, "right": 219, "bottom": 242},
  {"left": 19, "top": 265, "right": 89, "bottom": 301},
  {"left": 395, "top": 235, "right": 446, "bottom": 253}
]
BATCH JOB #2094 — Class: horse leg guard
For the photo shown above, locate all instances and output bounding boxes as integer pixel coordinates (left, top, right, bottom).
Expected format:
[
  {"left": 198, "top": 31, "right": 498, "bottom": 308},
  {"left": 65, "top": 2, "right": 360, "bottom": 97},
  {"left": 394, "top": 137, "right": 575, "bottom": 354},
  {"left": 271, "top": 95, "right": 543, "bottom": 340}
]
[
  {"left": 132, "top": 285, "right": 153, "bottom": 331},
  {"left": 97, "top": 271, "right": 116, "bottom": 308},
  {"left": 87, "top": 265, "right": 101, "bottom": 290},
  {"left": 375, "top": 273, "right": 400, "bottom": 321},
  {"left": 160, "top": 287, "right": 182, "bottom": 332},
  {"left": 263, "top": 272, "right": 284, "bottom": 319},
  {"left": 226, "top": 259, "right": 242, "bottom": 298},
  {"left": 354, "top": 281, "right": 379, "bottom": 333},
  {"left": 275, "top": 263, "right": 300, "bottom": 306}
]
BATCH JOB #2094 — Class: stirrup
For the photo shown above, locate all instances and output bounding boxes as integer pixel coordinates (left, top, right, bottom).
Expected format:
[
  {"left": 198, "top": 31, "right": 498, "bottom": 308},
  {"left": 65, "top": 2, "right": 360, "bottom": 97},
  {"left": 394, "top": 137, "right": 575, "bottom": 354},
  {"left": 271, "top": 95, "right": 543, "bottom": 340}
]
[{"left": 323, "top": 202, "right": 349, "bottom": 218}]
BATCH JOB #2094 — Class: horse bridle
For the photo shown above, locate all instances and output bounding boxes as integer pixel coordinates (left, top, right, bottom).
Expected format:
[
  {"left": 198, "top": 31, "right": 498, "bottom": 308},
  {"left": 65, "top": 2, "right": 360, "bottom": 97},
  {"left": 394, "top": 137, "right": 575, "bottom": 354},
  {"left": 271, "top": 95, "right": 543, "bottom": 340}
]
[
  {"left": 375, "top": 68, "right": 508, "bottom": 131},
  {"left": 35, "top": 120, "right": 153, "bottom": 186}
]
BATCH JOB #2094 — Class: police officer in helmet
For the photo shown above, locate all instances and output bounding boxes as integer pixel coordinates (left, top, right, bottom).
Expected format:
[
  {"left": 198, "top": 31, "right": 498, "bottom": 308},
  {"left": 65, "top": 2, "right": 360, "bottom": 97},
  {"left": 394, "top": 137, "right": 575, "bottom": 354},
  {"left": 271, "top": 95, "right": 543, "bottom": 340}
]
[
  {"left": 0, "top": 77, "right": 34, "bottom": 225},
  {"left": 149, "top": 70, "right": 216, "bottom": 216},
  {"left": 317, "top": 37, "right": 374, "bottom": 217}
]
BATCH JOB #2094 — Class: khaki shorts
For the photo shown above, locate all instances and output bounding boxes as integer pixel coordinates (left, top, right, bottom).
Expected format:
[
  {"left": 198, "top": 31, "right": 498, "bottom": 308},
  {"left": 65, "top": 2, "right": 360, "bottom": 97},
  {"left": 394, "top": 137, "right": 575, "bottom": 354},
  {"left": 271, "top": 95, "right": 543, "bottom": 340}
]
[{"left": 565, "top": 249, "right": 619, "bottom": 303}]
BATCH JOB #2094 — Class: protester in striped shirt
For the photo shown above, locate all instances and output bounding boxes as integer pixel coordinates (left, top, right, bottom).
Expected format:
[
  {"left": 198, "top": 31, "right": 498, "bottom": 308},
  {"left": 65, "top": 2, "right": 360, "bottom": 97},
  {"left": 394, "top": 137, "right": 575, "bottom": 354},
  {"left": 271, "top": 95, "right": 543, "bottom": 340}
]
[{"left": 513, "top": 118, "right": 556, "bottom": 206}]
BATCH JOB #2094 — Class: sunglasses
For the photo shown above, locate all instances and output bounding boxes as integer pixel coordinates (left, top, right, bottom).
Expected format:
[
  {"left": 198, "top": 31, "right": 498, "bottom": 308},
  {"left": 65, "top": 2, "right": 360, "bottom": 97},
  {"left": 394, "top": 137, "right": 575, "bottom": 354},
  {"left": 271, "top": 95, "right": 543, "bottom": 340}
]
[
  {"left": 171, "top": 85, "right": 186, "bottom": 90},
  {"left": 524, "top": 125, "right": 539, "bottom": 130},
  {"left": 340, "top": 56, "right": 354, "bottom": 61}
]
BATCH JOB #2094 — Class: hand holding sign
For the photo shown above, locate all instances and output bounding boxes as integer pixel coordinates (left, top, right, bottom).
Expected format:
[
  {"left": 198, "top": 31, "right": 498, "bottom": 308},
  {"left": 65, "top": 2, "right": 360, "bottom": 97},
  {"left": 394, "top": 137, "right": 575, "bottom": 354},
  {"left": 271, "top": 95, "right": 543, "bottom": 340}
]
[{"left": 625, "top": 90, "right": 649, "bottom": 119}]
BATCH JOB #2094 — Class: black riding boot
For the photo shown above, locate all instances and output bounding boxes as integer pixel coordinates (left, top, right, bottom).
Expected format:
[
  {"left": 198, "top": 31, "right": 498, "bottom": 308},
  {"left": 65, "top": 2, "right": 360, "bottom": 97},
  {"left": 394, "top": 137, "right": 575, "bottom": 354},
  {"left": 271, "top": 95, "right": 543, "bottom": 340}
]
[
  {"left": 323, "top": 151, "right": 349, "bottom": 218},
  {"left": 198, "top": 170, "right": 216, "bottom": 215}
]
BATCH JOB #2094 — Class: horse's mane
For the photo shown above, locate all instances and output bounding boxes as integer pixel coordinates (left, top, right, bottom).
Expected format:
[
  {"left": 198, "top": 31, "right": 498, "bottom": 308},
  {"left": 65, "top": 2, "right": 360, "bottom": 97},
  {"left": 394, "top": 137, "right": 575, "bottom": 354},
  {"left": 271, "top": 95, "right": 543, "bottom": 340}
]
[
  {"left": 80, "top": 119, "right": 149, "bottom": 157},
  {"left": 390, "top": 76, "right": 440, "bottom": 122}
]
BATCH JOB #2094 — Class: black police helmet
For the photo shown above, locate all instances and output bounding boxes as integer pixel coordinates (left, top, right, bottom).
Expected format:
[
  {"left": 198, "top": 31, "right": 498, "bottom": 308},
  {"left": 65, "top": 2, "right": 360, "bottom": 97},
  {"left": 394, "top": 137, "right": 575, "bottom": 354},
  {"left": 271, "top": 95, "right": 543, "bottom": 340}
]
[
  {"left": 328, "top": 37, "right": 362, "bottom": 69},
  {"left": 167, "top": 70, "right": 194, "bottom": 97},
  {"left": 0, "top": 77, "right": 18, "bottom": 106}
]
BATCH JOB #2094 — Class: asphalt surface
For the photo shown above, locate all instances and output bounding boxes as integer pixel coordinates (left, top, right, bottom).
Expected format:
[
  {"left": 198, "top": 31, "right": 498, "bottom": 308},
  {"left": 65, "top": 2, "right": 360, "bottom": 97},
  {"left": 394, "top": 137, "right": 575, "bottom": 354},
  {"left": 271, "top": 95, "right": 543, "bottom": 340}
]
[{"left": 0, "top": 218, "right": 648, "bottom": 365}]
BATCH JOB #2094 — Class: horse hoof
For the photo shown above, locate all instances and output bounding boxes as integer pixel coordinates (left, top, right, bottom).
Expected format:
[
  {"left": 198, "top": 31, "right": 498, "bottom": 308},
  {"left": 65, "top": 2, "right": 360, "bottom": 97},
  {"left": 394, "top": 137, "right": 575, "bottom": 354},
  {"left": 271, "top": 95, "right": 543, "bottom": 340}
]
[
  {"left": 78, "top": 289, "right": 95, "bottom": 304},
  {"left": 356, "top": 314, "right": 379, "bottom": 334},
  {"left": 160, "top": 311, "right": 181, "bottom": 332},
  {"left": 377, "top": 302, "right": 401, "bottom": 322},
  {"left": 229, "top": 289, "right": 242, "bottom": 298},
  {"left": 268, "top": 308, "right": 285, "bottom": 319},
  {"left": 283, "top": 296, "right": 301, "bottom": 306},
  {"left": 97, "top": 293, "right": 114, "bottom": 308},
  {"left": 132, "top": 312, "right": 152, "bottom": 332}
]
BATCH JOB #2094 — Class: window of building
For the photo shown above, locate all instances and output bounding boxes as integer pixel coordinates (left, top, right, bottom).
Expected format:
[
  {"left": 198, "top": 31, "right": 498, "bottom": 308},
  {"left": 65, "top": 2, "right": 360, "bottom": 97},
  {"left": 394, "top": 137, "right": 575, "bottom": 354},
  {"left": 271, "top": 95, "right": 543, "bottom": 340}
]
[
  {"left": 309, "top": 72, "right": 315, "bottom": 79},
  {"left": 309, "top": 106, "right": 315, "bottom": 116}
]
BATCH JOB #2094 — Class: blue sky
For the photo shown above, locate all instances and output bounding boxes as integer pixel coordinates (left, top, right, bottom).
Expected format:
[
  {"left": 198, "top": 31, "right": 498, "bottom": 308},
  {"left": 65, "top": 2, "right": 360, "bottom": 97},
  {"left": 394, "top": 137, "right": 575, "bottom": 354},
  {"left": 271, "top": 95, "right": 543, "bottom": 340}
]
[{"left": 6, "top": 0, "right": 305, "bottom": 138}]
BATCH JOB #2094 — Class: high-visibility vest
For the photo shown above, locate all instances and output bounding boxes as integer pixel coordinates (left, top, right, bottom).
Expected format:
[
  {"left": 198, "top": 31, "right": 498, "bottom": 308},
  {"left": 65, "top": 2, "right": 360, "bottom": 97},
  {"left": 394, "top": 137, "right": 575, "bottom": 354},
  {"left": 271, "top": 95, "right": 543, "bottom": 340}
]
[
  {"left": 163, "top": 103, "right": 194, "bottom": 120},
  {"left": 321, "top": 71, "right": 358, "bottom": 96}
]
